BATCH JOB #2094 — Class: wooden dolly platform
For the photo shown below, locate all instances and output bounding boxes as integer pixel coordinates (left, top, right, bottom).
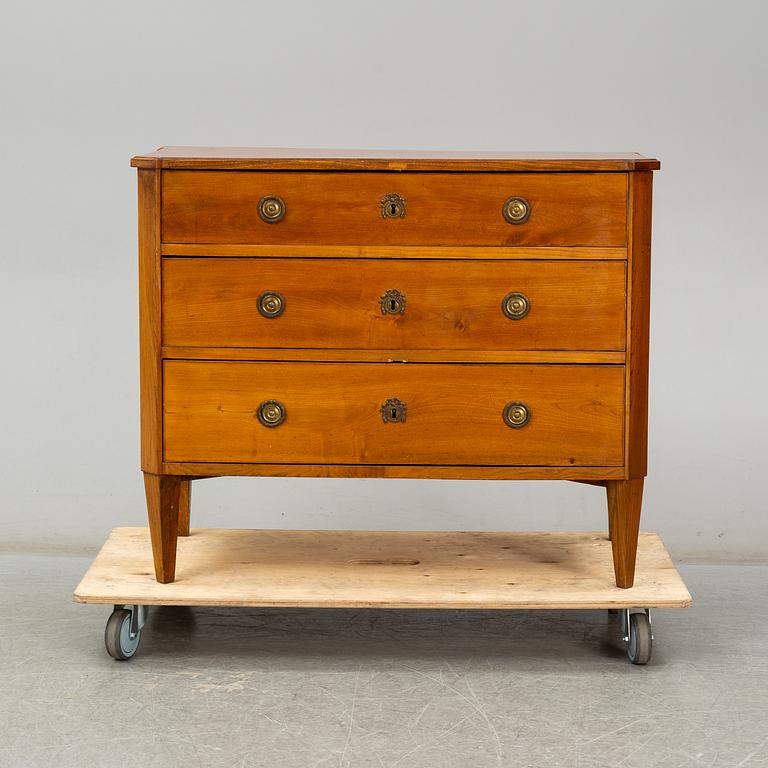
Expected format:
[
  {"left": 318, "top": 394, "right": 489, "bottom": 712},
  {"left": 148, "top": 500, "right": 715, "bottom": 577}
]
[{"left": 74, "top": 528, "right": 691, "bottom": 664}]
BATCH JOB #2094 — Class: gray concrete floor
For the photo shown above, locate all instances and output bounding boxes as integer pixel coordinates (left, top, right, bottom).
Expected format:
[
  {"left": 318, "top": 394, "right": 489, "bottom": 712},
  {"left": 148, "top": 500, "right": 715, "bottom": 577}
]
[{"left": 1, "top": 555, "right": 766, "bottom": 768}]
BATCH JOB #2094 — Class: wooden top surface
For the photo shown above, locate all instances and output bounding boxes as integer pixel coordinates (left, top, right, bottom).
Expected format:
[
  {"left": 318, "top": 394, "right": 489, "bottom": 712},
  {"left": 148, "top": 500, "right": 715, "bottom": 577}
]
[
  {"left": 74, "top": 528, "right": 691, "bottom": 609},
  {"left": 131, "top": 147, "right": 660, "bottom": 172}
]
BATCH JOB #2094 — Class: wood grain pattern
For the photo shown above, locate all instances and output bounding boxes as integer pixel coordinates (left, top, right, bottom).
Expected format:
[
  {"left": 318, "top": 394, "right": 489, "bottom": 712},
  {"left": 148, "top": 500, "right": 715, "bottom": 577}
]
[
  {"left": 160, "top": 463, "right": 626, "bottom": 480},
  {"left": 137, "top": 169, "right": 163, "bottom": 472},
  {"left": 143, "top": 473, "right": 181, "bottom": 583},
  {"left": 74, "top": 528, "right": 690, "bottom": 609},
  {"left": 625, "top": 172, "right": 653, "bottom": 479},
  {"left": 606, "top": 478, "right": 644, "bottom": 588},
  {"left": 163, "top": 361, "right": 625, "bottom": 466},
  {"left": 161, "top": 171, "right": 628, "bottom": 247},
  {"left": 161, "top": 244, "right": 627, "bottom": 260},
  {"left": 131, "top": 147, "right": 660, "bottom": 172},
  {"left": 162, "top": 258, "right": 626, "bottom": 352},
  {"left": 161, "top": 347, "right": 626, "bottom": 364},
  {"left": 132, "top": 151, "right": 659, "bottom": 592},
  {"left": 177, "top": 479, "right": 191, "bottom": 537}
]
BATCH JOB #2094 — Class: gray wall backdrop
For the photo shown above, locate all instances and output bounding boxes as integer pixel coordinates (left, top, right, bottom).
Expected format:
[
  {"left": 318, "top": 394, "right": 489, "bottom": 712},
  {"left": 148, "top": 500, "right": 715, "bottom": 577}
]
[{"left": 1, "top": 0, "right": 766, "bottom": 561}]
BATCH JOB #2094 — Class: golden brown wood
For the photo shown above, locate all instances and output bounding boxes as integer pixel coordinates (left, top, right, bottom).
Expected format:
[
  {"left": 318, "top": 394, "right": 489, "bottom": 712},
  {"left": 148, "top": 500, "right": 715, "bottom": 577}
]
[
  {"left": 143, "top": 473, "right": 181, "bottom": 583},
  {"left": 74, "top": 528, "right": 690, "bottom": 609},
  {"left": 625, "top": 172, "right": 653, "bottom": 479},
  {"left": 163, "top": 361, "right": 625, "bottom": 466},
  {"left": 161, "top": 463, "right": 626, "bottom": 480},
  {"left": 161, "top": 171, "right": 627, "bottom": 247},
  {"left": 132, "top": 147, "right": 660, "bottom": 172},
  {"left": 161, "top": 244, "right": 627, "bottom": 260},
  {"left": 178, "top": 479, "right": 191, "bottom": 537},
  {"left": 162, "top": 258, "right": 626, "bottom": 352},
  {"left": 137, "top": 169, "right": 162, "bottom": 472},
  {"left": 162, "top": 347, "right": 626, "bottom": 364},
  {"left": 132, "top": 150, "right": 658, "bottom": 590},
  {"left": 606, "top": 478, "right": 644, "bottom": 588}
]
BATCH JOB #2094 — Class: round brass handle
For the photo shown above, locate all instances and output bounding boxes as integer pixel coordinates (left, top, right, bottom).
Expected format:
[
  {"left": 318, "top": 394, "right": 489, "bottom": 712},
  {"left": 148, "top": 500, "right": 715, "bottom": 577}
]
[
  {"left": 258, "top": 291, "right": 285, "bottom": 318},
  {"left": 258, "top": 195, "right": 286, "bottom": 223},
  {"left": 503, "top": 401, "right": 530, "bottom": 429},
  {"left": 502, "top": 292, "right": 530, "bottom": 320},
  {"left": 502, "top": 196, "right": 531, "bottom": 224},
  {"left": 258, "top": 399, "right": 286, "bottom": 427}
]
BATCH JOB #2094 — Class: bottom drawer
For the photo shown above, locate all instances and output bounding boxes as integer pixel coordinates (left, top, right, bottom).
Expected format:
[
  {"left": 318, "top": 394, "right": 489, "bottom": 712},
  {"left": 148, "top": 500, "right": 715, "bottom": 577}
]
[{"left": 163, "top": 361, "right": 624, "bottom": 466}]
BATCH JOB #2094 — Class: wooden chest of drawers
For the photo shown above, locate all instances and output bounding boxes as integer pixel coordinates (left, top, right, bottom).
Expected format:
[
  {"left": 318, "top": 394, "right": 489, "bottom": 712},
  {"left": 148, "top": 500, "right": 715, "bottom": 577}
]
[{"left": 131, "top": 148, "right": 659, "bottom": 589}]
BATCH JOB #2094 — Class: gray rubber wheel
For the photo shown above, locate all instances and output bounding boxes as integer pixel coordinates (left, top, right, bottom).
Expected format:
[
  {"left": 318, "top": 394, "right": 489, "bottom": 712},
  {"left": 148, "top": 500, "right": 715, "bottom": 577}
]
[
  {"left": 105, "top": 608, "right": 141, "bottom": 660},
  {"left": 626, "top": 612, "right": 652, "bottom": 665}
]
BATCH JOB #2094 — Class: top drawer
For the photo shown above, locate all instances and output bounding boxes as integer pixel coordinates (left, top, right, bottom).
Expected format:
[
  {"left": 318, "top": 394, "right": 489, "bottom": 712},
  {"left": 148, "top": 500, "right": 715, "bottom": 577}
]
[{"left": 162, "top": 172, "right": 627, "bottom": 247}]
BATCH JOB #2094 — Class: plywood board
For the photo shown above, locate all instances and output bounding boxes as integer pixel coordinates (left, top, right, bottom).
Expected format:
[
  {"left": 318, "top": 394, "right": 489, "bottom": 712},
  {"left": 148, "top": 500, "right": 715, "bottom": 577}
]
[{"left": 74, "top": 529, "right": 691, "bottom": 609}]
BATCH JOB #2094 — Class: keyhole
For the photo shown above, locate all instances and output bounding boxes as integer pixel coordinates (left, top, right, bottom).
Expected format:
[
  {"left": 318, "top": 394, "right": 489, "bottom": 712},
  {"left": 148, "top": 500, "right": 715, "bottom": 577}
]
[
  {"left": 391, "top": 407, "right": 398, "bottom": 420},
  {"left": 390, "top": 203, "right": 398, "bottom": 216},
  {"left": 390, "top": 298, "right": 397, "bottom": 312}
]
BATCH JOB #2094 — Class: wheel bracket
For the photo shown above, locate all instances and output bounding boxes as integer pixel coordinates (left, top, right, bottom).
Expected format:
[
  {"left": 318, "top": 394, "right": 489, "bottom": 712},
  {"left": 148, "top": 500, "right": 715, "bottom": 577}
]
[
  {"left": 621, "top": 607, "right": 653, "bottom": 645},
  {"left": 114, "top": 604, "right": 148, "bottom": 639}
]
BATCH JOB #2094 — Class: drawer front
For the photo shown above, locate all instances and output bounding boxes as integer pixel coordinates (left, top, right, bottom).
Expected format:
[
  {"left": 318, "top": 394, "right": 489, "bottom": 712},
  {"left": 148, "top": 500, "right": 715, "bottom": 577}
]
[
  {"left": 162, "top": 171, "right": 627, "bottom": 247},
  {"left": 163, "top": 258, "right": 626, "bottom": 351},
  {"left": 163, "top": 361, "right": 624, "bottom": 466}
]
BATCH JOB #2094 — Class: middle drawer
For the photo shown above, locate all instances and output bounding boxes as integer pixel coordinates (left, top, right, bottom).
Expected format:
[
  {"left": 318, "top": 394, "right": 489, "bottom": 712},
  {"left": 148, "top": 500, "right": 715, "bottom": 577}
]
[{"left": 162, "top": 258, "right": 626, "bottom": 351}]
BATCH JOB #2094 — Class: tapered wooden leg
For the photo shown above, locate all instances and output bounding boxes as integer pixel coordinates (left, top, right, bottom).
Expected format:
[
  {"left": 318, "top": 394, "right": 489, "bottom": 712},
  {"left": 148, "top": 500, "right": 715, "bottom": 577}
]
[
  {"left": 177, "top": 480, "right": 191, "bottom": 537},
  {"left": 144, "top": 473, "right": 181, "bottom": 583},
  {"left": 606, "top": 478, "right": 644, "bottom": 588}
]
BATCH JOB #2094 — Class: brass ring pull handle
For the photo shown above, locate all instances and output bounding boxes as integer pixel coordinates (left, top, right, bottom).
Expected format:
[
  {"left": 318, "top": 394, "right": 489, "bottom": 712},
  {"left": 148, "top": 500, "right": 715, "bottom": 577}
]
[
  {"left": 501, "top": 291, "right": 530, "bottom": 320},
  {"left": 258, "top": 291, "right": 285, "bottom": 318},
  {"left": 258, "top": 195, "right": 286, "bottom": 223},
  {"left": 503, "top": 401, "right": 530, "bottom": 429},
  {"left": 381, "top": 398, "right": 407, "bottom": 423},
  {"left": 258, "top": 399, "right": 286, "bottom": 427},
  {"left": 502, "top": 196, "right": 531, "bottom": 224},
  {"left": 380, "top": 288, "right": 406, "bottom": 315},
  {"left": 380, "top": 193, "right": 406, "bottom": 219}
]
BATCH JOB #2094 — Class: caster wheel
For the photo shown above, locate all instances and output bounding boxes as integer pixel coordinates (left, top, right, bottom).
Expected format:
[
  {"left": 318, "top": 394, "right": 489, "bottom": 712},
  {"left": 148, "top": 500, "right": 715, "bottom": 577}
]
[
  {"left": 105, "top": 608, "right": 141, "bottom": 660},
  {"left": 626, "top": 612, "right": 652, "bottom": 665}
]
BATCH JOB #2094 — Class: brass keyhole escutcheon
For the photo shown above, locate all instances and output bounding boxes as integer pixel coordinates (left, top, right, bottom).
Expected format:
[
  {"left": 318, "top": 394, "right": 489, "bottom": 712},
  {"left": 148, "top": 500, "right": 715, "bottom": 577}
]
[
  {"left": 258, "top": 195, "right": 286, "bottom": 223},
  {"left": 502, "top": 292, "right": 530, "bottom": 320},
  {"left": 258, "top": 291, "right": 285, "bottom": 318},
  {"left": 503, "top": 401, "right": 530, "bottom": 429},
  {"left": 380, "top": 193, "right": 406, "bottom": 219},
  {"left": 381, "top": 398, "right": 407, "bottom": 423},
  {"left": 502, "top": 196, "right": 531, "bottom": 224},
  {"left": 380, "top": 288, "right": 406, "bottom": 315},
  {"left": 258, "top": 399, "right": 286, "bottom": 427}
]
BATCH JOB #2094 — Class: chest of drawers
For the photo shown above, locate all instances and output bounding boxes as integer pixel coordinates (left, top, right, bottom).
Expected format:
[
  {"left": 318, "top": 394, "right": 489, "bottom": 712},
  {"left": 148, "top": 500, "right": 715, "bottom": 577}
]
[{"left": 131, "top": 148, "right": 659, "bottom": 589}]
